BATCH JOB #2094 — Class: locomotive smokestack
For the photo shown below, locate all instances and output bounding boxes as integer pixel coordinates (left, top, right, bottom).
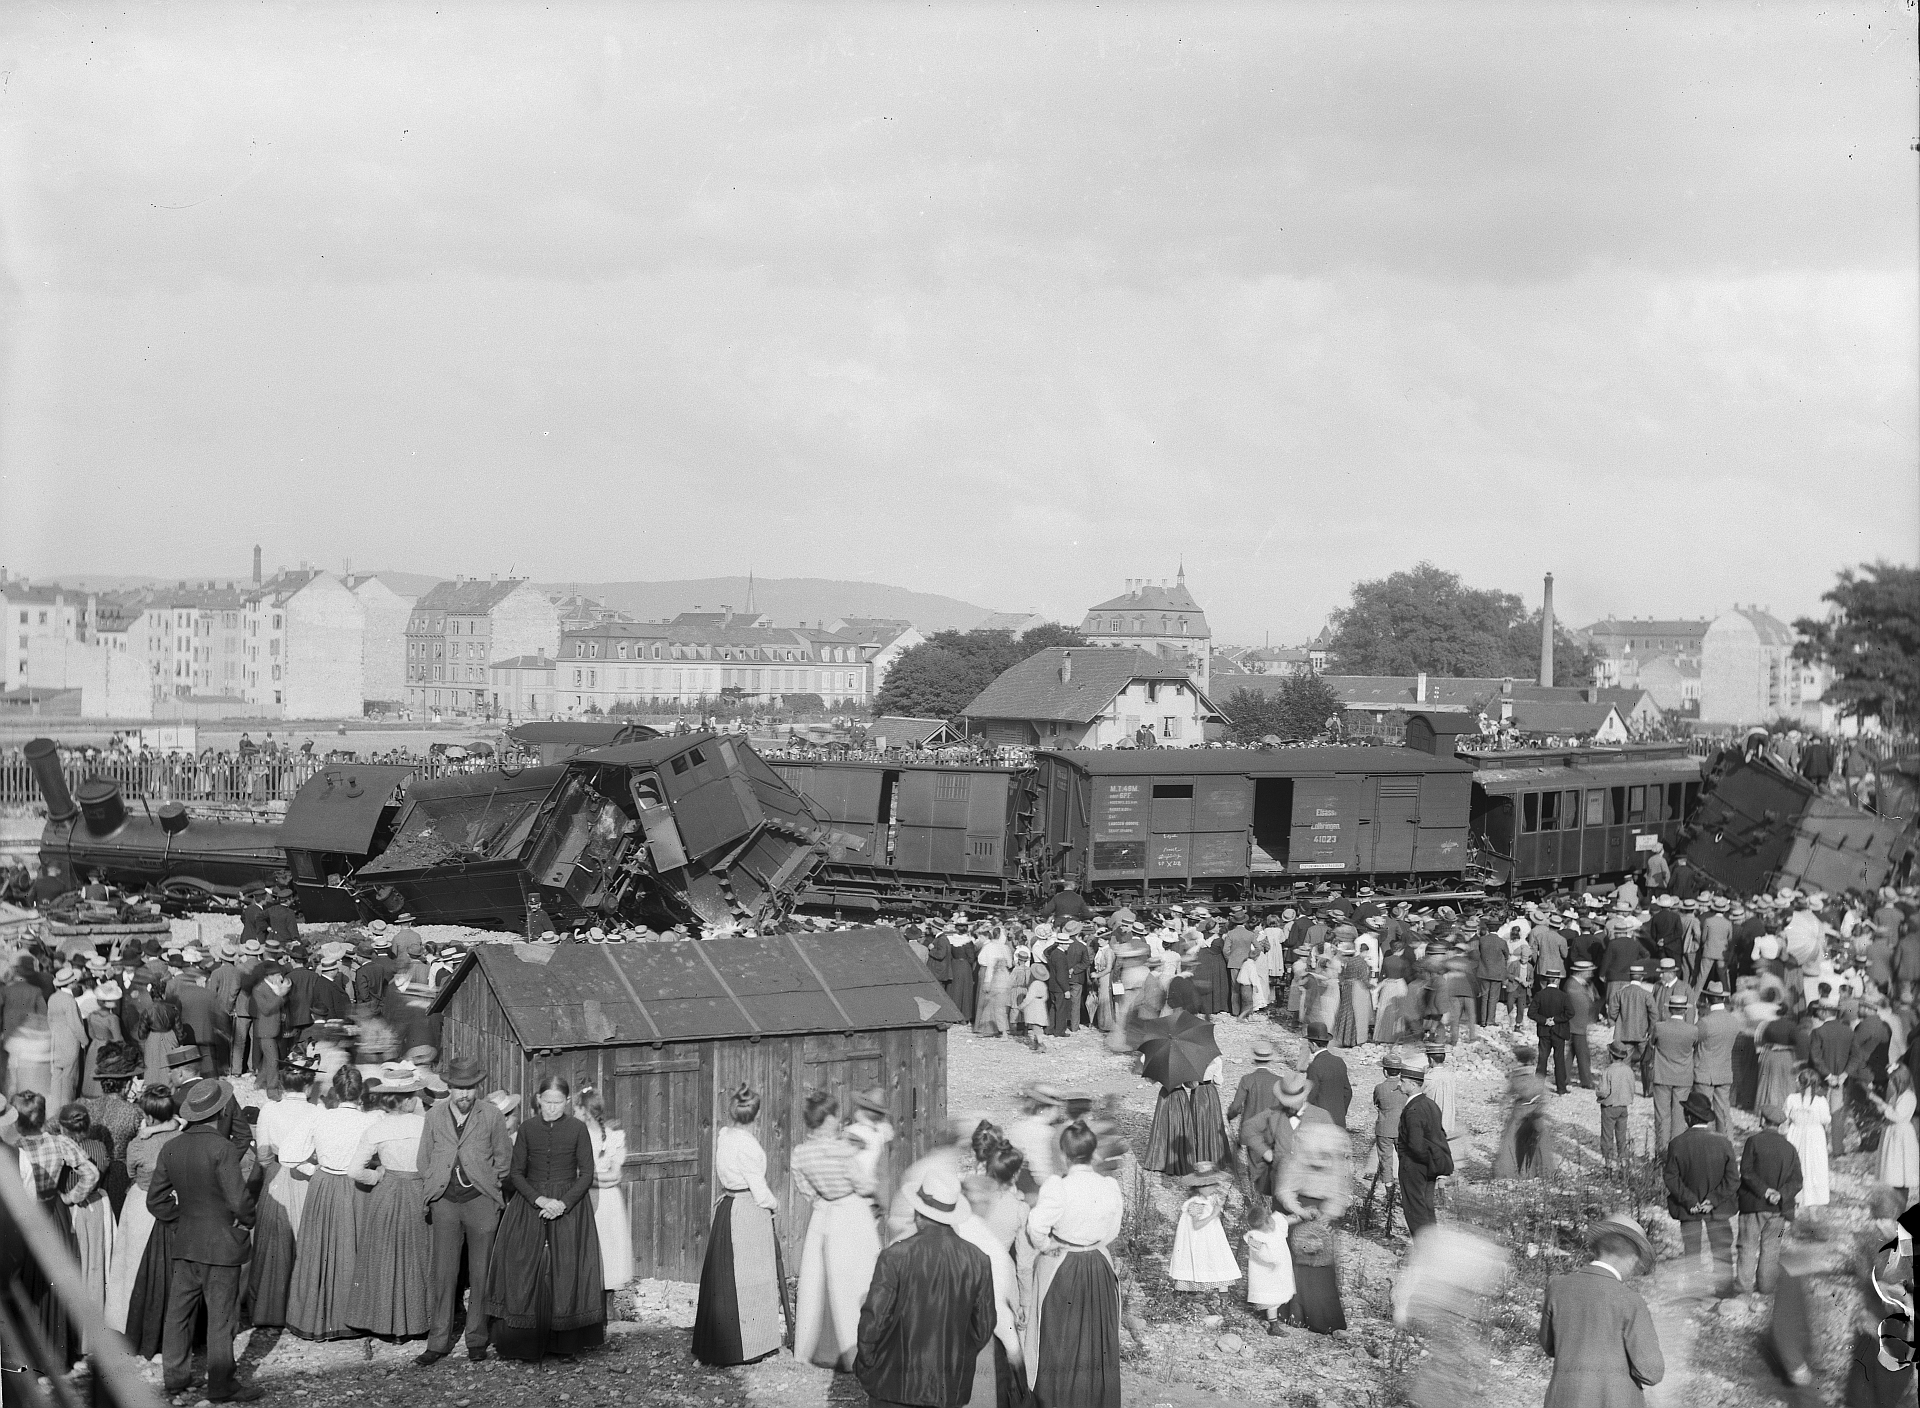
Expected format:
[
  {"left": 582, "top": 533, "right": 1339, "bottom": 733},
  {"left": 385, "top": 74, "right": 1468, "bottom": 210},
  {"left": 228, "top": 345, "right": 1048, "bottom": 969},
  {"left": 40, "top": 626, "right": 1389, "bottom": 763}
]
[
  {"left": 23, "top": 738, "right": 76, "bottom": 822},
  {"left": 1539, "top": 572, "right": 1555, "bottom": 688}
]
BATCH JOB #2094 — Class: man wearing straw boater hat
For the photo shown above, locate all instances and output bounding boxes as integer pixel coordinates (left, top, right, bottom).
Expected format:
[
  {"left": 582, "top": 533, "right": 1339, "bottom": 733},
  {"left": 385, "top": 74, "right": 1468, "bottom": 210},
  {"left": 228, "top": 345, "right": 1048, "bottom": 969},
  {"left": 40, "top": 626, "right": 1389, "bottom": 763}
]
[
  {"left": 1539, "top": 1213, "right": 1665, "bottom": 1403},
  {"left": 1394, "top": 1052, "right": 1451, "bottom": 1236},
  {"left": 852, "top": 1166, "right": 996, "bottom": 1408}
]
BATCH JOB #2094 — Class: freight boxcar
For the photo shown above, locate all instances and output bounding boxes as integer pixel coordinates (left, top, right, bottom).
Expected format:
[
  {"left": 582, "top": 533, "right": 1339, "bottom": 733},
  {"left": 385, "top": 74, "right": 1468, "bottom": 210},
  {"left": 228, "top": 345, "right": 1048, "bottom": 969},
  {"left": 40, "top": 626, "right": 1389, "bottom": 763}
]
[
  {"left": 1031, "top": 745, "right": 1477, "bottom": 901},
  {"left": 767, "top": 758, "right": 1038, "bottom": 912}
]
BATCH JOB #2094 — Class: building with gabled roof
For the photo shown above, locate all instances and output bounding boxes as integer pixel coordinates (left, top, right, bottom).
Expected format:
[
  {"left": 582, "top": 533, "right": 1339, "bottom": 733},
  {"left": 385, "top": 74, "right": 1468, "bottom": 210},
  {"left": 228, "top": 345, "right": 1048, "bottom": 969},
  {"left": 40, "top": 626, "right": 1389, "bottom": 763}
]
[
  {"left": 429, "top": 928, "right": 961, "bottom": 1283},
  {"left": 961, "top": 646, "right": 1223, "bottom": 749},
  {"left": 836, "top": 618, "right": 924, "bottom": 688},
  {"left": 406, "top": 577, "right": 560, "bottom": 717},
  {"left": 1700, "top": 606, "right": 1809, "bottom": 726},
  {"left": 1079, "top": 568, "right": 1212, "bottom": 688}
]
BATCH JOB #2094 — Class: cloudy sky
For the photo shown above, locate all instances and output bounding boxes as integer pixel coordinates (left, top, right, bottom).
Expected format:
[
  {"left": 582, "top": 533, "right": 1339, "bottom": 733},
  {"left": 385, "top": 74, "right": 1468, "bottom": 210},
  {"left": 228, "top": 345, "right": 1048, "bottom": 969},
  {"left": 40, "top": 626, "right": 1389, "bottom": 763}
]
[{"left": 1, "top": 1, "right": 1913, "bottom": 643}]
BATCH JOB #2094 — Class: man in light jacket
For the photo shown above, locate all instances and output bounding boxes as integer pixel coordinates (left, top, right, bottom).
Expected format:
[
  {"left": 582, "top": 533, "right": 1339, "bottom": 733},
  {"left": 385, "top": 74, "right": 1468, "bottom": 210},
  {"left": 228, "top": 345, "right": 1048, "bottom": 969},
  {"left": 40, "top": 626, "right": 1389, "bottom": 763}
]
[
  {"left": 415, "top": 1054, "right": 514, "bottom": 1367},
  {"left": 46, "top": 966, "right": 87, "bottom": 1107}
]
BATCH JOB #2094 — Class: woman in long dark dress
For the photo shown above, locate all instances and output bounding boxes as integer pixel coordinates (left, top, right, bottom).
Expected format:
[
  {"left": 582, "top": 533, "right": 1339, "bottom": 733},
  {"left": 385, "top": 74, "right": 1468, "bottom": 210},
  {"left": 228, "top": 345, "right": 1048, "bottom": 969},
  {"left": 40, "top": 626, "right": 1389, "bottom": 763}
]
[
  {"left": 1275, "top": 1121, "right": 1350, "bottom": 1334},
  {"left": 486, "top": 1075, "right": 605, "bottom": 1361},
  {"left": 691, "top": 1084, "right": 790, "bottom": 1366},
  {"left": 1143, "top": 1055, "right": 1227, "bottom": 1178},
  {"left": 106, "top": 1086, "right": 180, "bottom": 1355},
  {"left": 1023, "top": 1121, "right": 1123, "bottom": 1408}
]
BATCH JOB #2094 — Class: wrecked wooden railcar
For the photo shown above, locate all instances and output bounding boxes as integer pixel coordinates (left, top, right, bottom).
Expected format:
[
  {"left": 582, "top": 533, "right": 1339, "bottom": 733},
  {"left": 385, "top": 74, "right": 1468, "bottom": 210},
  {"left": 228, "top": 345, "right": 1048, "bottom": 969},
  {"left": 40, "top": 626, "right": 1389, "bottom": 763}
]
[{"left": 428, "top": 928, "right": 961, "bottom": 1282}]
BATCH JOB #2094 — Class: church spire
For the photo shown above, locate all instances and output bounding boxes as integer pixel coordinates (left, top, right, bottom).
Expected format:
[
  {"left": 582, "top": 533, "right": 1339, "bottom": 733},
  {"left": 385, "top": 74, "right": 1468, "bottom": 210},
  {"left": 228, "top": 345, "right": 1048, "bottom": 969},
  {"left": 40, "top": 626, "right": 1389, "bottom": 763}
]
[
  {"left": 745, "top": 567, "right": 756, "bottom": 615},
  {"left": 1177, "top": 557, "right": 1185, "bottom": 586}
]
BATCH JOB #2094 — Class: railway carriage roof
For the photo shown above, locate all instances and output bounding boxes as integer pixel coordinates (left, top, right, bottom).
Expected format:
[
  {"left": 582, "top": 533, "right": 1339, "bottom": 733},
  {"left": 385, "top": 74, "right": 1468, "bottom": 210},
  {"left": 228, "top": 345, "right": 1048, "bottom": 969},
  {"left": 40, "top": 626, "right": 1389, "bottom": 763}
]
[
  {"left": 1037, "top": 746, "right": 1473, "bottom": 776},
  {"left": 1472, "top": 756, "right": 1703, "bottom": 791}
]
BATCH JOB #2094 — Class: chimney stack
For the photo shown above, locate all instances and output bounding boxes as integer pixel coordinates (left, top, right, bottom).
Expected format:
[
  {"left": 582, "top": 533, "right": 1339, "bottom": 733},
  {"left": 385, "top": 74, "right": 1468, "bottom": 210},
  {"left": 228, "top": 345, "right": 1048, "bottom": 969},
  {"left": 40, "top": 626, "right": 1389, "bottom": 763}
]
[
  {"left": 1539, "top": 572, "right": 1555, "bottom": 688},
  {"left": 1059, "top": 650, "right": 1073, "bottom": 685},
  {"left": 252, "top": 545, "right": 262, "bottom": 586},
  {"left": 1415, "top": 671, "right": 1428, "bottom": 704}
]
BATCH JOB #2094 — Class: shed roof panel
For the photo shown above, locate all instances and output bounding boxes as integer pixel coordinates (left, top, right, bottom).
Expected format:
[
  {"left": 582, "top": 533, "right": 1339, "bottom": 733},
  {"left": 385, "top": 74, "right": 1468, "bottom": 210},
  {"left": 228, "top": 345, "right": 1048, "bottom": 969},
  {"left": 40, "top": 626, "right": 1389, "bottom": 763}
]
[{"left": 434, "top": 929, "right": 959, "bottom": 1047}]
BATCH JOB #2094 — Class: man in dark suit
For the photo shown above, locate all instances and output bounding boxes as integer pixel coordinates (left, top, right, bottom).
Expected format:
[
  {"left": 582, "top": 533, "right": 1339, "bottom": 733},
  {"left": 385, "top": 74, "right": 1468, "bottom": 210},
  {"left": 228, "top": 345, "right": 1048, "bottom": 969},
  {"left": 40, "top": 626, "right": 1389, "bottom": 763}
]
[
  {"left": 1565, "top": 961, "right": 1598, "bottom": 1089},
  {"left": 1664, "top": 1090, "right": 1739, "bottom": 1295},
  {"left": 1046, "top": 923, "right": 1089, "bottom": 1037},
  {"left": 1539, "top": 1215, "right": 1665, "bottom": 1403},
  {"left": 1808, "top": 1002, "right": 1854, "bottom": 1158},
  {"left": 1395, "top": 1053, "right": 1452, "bottom": 1235},
  {"left": 1304, "top": 1022, "right": 1351, "bottom": 1129},
  {"left": 264, "top": 886, "right": 301, "bottom": 950},
  {"left": 1848, "top": 1000, "right": 1894, "bottom": 1155},
  {"left": 1532, "top": 979, "right": 1572, "bottom": 1095},
  {"left": 148, "top": 1079, "right": 260, "bottom": 1402},
  {"left": 1224, "top": 1042, "right": 1282, "bottom": 1129},
  {"left": 1737, "top": 1104, "right": 1803, "bottom": 1295},
  {"left": 1239, "top": 1070, "right": 1331, "bottom": 1200},
  {"left": 416, "top": 1055, "right": 513, "bottom": 1366}
]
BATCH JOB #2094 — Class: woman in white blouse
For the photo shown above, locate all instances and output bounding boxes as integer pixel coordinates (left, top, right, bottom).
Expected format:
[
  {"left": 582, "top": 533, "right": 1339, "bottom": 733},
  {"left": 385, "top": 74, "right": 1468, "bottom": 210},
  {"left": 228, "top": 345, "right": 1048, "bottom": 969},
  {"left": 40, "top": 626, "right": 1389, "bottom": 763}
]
[
  {"left": 1022, "top": 1121, "right": 1124, "bottom": 1408},
  {"left": 575, "top": 1085, "right": 633, "bottom": 1304},
  {"left": 284, "top": 1064, "right": 380, "bottom": 1341},
  {"left": 345, "top": 1062, "right": 433, "bottom": 1339},
  {"left": 691, "top": 1084, "right": 790, "bottom": 1366}
]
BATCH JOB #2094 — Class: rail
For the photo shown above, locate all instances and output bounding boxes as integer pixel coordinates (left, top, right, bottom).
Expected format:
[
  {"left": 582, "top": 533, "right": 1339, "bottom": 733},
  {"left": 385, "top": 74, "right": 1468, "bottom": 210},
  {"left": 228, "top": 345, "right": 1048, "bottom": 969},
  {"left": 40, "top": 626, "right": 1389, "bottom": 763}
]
[
  {"left": 0, "top": 1157, "right": 164, "bottom": 1408},
  {"left": 0, "top": 751, "right": 507, "bottom": 810}
]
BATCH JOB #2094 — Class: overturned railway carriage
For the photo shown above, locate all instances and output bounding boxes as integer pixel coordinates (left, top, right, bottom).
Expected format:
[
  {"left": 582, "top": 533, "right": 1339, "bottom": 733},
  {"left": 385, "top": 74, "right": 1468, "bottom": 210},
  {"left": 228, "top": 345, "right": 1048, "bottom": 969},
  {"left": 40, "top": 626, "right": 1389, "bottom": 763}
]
[
  {"left": 1679, "top": 754, "right": 1916, "bottom": 896},
  {"left": 33, "top": 731, "right": 839, "bottom": 934},
  {"left": 357, "top": 733, "right": 840, "bottom": 932}
]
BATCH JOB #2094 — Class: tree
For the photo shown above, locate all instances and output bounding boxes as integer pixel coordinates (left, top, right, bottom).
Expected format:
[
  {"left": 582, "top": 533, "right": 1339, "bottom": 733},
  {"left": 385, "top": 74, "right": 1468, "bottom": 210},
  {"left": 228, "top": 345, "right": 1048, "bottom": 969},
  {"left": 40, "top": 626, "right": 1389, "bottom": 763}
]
[
  {"left": 1223, "top": 673, "right": 1343, "bottom": 744},
  {"left": 1793, "top": 561, "right": 1920, "bottom": 729},
  {"left": 873, "top": 624, "right": 1088, "bottom": 721},
  {"left": 1328, "top": 562, "right": 1595, "bottom": 684}
]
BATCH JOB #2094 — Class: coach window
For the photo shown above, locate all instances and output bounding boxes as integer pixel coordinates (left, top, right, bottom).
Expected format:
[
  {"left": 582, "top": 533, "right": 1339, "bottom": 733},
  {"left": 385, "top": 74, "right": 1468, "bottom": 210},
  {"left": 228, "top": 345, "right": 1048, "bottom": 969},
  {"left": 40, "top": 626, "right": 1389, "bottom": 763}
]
[
  {"left": 1609, "top": 787, "right": 1627, "bottom": 826},
  {"left": 1666, "top": 783, "right": 1684, "bottom": 820},
  {"left": 1585, "top": 791, "right": 1605, "bottom": 827},
  {"left": 1539, "top": 791, "right": 1561, "bottom": 830},
  {"left": 1627, "top": 786, "right": 1646, "bottom": 822},
  {"left": 1683, "top": 782, "right": 1701, "bottom": 816},
  {"left": 1562, "top": 790, "right": 1581, "bottom": 829},
  {"left": 1522, "top": 793, "right": 1540, "bottom": 833}
]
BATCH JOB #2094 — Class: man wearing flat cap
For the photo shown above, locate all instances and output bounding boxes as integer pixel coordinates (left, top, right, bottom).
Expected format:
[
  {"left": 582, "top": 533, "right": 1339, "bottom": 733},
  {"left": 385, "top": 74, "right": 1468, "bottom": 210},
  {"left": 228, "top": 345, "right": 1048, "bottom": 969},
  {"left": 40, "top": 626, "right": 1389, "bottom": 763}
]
[
  {"left": 416, "top": 1054, "right": 514, "bottom": 1366},
  {"left": 149, "top": 1078, "right": 260, "bottom": 1401}
]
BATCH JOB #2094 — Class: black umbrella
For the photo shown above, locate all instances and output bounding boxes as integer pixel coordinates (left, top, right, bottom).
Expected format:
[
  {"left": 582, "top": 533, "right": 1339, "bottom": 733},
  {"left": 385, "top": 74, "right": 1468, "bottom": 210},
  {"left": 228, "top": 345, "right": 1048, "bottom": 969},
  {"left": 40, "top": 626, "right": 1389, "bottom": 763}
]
[{"left": 1138, "top": 1009, "right": 1221, "bottom": 1090}]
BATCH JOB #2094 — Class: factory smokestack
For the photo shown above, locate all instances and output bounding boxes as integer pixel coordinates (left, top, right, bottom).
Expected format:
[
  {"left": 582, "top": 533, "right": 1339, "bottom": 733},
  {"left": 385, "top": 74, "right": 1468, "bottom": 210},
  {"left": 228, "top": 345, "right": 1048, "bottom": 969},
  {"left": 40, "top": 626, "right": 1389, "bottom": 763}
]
[
  {"left": 1539, "top": 572, "right": 1555, "bottom": 687},
  {"left": 252, "top": 545, "right": 262, "bottom": 586}
]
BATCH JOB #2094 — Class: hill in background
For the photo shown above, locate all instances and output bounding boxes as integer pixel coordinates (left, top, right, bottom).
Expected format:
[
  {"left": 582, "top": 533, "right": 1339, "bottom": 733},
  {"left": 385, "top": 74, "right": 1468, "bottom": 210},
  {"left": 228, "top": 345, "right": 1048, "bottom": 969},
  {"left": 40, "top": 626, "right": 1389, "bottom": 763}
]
[
  {"left": 539, "top": 576, "right": 997, "bottom": 633},
  {"left": 30, "top": 571, "right": 997, "bottom": 634}
]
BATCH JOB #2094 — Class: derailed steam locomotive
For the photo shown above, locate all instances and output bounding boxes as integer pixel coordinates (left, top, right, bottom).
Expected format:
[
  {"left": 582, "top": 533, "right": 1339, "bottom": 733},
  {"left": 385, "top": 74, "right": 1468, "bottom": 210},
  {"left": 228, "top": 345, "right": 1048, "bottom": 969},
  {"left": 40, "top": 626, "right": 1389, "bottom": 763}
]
[{"left": 27, "top": 731, "right": 852, "bottom": 934}]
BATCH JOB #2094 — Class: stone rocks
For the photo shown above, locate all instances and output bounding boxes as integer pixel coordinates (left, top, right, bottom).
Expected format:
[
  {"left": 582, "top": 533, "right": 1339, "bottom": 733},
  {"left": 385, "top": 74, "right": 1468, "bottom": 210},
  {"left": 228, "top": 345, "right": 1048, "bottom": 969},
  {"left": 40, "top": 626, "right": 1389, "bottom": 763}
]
[{"left": 1215, "top": 1333, "right": 1244, "bottom": 1354}]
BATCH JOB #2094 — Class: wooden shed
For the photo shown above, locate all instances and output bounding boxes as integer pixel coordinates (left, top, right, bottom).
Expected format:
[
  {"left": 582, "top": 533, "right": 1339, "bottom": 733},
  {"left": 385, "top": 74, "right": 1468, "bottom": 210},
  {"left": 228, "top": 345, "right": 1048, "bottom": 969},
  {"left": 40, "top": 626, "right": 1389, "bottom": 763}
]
[{"left": 429, "top": 929, "right": 962, "bottom": 1283}]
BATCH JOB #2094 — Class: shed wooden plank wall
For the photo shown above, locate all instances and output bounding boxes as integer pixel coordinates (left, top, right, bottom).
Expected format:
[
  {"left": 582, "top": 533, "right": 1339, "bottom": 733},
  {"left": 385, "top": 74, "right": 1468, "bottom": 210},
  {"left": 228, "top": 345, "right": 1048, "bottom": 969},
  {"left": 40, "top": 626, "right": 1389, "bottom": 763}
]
[{"left": 440, "top": 973, "right": 949, "bottom": 1284}]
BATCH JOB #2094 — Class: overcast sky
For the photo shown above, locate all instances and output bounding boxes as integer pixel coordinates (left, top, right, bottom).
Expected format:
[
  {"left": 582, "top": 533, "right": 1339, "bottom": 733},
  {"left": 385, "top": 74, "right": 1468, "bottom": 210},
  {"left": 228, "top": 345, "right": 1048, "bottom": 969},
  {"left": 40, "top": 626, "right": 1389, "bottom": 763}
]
[{"left": 1, "top": 2, "right": 1914, "bottom": 644}]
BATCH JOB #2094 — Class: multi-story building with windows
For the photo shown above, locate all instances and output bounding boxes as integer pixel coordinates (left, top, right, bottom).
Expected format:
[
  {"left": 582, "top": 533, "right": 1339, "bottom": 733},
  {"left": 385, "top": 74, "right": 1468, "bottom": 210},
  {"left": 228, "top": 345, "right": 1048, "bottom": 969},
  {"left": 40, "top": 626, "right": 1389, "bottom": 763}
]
[
  {"left": 405, "top": 578, "right": 560, "bottom": 717},
  {"left": 545, "top": 611, "right": 876, "bottom": 716},
  {"left": 1079, "top": 568, "right": 1212, "bottom": 689}
]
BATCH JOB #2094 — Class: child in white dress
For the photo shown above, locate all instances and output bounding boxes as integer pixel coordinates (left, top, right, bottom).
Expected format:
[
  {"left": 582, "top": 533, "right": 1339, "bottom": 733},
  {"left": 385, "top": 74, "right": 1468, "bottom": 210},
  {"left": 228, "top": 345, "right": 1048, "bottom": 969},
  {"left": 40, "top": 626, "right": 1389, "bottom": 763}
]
[
  {"left": 1244, "top": 1199, "right": 1294, "bottom": 1333},
  {"left": 1169, "top": 1163, "right": 1239, "bottom": 1292}
]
